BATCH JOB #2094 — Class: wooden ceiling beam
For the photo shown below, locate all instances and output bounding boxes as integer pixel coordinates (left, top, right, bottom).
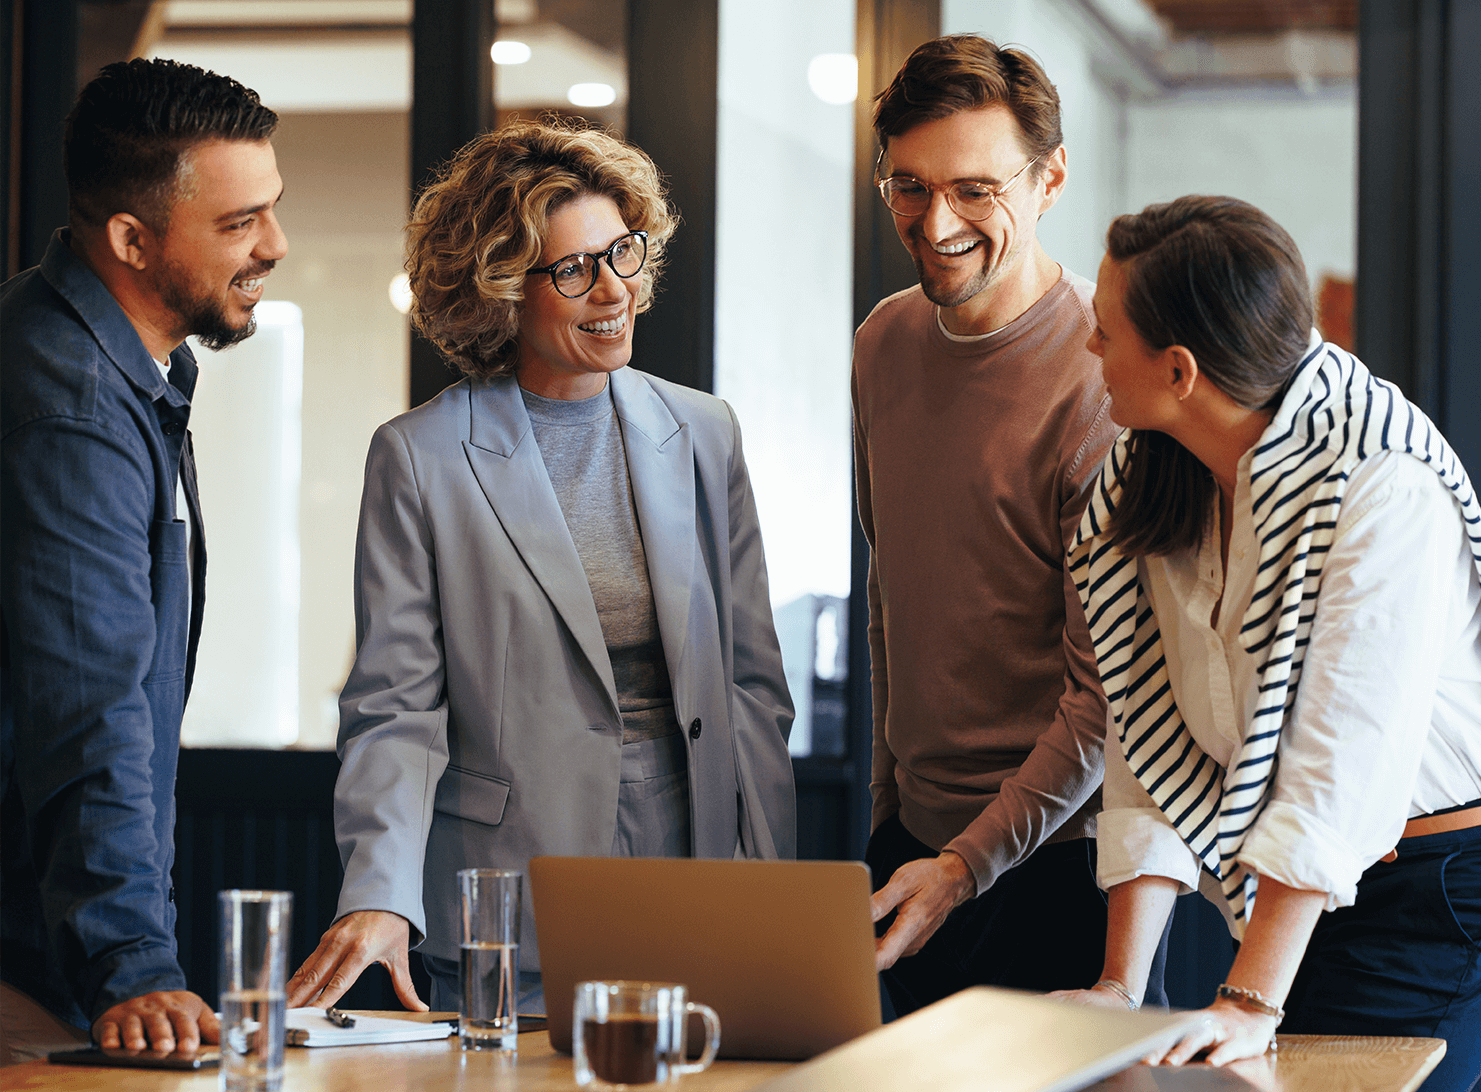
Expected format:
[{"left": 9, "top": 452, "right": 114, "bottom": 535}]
[{"left": 1144, "top": 0, "right": 1357, "bottom": 35}]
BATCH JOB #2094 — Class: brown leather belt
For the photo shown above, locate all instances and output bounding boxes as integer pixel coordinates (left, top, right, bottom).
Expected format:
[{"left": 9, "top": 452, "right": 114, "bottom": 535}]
[{"left": 1380, "top": 803, "right": 1481, "bottom": 863}]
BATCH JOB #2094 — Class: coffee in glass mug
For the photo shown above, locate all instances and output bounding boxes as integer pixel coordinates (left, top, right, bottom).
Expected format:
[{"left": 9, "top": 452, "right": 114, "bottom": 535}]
[{"left": 573, "top": 981, "right": 720, "bottom": 1088}]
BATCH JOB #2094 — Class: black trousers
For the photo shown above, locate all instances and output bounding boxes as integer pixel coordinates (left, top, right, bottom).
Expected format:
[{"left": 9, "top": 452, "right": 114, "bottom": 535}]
[
  {"left": 865, "top": 813, "right": 1168, "bottom": 1017},
  {"left": 1282, "top": 824, "right": 1481, "bottom": 1092}
]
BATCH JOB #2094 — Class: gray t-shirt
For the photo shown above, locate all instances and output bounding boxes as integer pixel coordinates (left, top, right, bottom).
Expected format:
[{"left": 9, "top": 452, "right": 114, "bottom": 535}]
[{"left": 522, "top": 383, "right": 680, "bottom": 743}]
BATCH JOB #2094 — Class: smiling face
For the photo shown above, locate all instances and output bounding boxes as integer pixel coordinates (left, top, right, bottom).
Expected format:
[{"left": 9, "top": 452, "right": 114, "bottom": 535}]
[
  {"left": 883, "top": 105, "right": 1061, "bottom": 331},
  {"left": 516, "top": 194, "right": 640, "bottom": 399},
  {"left": 149, "top": 138, "right": 287, "bottom": 351},
  {"left": 1088, "top": 255, "right": 1174, "bottom": 429}
]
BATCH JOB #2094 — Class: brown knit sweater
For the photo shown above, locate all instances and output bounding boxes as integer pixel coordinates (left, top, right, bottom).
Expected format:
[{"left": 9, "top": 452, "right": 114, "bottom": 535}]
[{"left": 852, "top": 271, "right": 1117, "bottom": 896}]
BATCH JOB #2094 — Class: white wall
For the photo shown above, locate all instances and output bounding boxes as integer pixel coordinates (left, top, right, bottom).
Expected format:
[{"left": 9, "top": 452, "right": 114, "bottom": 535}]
[
  {"left": 715, "top": 0, "right": 856, "bottom": 611},
  {"left": 1124, "top": 89, "right": 1357, "bottom": 284},
  {"left": 182, "top": 303, "right": 303, "bottom": 748}
]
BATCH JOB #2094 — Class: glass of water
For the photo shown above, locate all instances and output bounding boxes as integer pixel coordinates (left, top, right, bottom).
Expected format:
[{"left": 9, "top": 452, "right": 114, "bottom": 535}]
[
  {"left": 218, "top": 890, "right": 292, "bottom": 1092},
  {"left": 458, "top": 868, "right": 522, "bottom": 1051}
]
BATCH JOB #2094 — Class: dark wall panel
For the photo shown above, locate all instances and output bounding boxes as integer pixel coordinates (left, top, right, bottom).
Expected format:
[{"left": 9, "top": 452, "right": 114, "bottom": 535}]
[
  {"left": 1356, "top": 0, "right": 1480, "bottom": 475},
  {"left": 626, "top": 0, "right": 718, "bottom": 393},
  {"left": 174, "top": 749, "right": 429, "bottom": 1011},
  {"left": 1441, "top": 0, "right": 1481, "bottom": 477},
  {"left": 852, "top": 0, "right": 938, "bottom": 332},
  {"left": 5, "top": 0, "right": 76, "bottom": 278},
  {"left": 408, "top": 0, "right": 495, "bottom": 409}
]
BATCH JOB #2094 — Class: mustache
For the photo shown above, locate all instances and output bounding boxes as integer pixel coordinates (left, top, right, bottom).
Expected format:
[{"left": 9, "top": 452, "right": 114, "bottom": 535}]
[{"left": 235, "top": 260, "right": 277, "bottom": 281}]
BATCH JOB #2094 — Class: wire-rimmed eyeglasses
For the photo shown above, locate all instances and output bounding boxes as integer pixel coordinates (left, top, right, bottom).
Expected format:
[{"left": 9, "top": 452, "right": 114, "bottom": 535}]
[
  {"left": 875, "top": 152, "right": 1040, "bottom": 222},
  {"left": 527, "top": 231, "right": 649, "bottom": 298}
]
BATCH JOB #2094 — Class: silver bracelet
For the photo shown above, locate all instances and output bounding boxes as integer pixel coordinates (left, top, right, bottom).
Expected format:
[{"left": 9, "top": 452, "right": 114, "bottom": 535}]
[
  {"left": 1094, "top": 978, "right": 1139, "bottom": 1011},
  {"left": 1216, "top": 983, "right": 1285, "bottom": 1024}
]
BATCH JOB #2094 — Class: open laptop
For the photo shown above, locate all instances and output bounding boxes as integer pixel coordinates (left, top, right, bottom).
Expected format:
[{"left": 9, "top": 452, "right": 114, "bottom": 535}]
[
  {"left": 528, "top": 856, "right": 882, "bottom": 1060},
  {"left": 752, "top": 986, "right": 1208, "bottom": 1092}
]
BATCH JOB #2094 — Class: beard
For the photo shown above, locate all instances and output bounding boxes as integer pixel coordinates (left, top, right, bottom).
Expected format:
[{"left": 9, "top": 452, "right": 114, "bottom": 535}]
[
  {"left": 910, "top": 223, "right": 1031, "bottom": 312},
  {"left": 914, "top": 252, "right": 992, "bottom": 309},
  {"left": 157, "top": 259, "right": 274, "bottom": 351}
]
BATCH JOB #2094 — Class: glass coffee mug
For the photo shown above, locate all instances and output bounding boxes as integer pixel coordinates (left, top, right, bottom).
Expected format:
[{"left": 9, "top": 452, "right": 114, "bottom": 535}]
[{"left": 573, "top": 981, "right": 721, "bottom": 1088}]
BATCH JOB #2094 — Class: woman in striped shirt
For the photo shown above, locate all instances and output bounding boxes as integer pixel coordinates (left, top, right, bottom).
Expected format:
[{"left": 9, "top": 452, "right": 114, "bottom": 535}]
[{"left": 1055, "top": 195, "right": 1481, "bottom": 1089}]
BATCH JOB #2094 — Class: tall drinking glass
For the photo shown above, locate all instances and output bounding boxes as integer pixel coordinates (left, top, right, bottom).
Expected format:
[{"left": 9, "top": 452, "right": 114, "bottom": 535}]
[
  {"left": 458, "top": 868, "right": 522, "bottom": 1051},
  {"left": 218, "top": 890, "right": 292, "bottom": 1092}
]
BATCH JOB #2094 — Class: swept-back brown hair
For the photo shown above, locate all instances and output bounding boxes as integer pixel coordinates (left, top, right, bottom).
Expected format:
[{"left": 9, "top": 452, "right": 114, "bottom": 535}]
[
  {"left": 1104, "top": 195, "right": 1315, "bottom": 557},
  {"left": 406, "top": 118, "right": 677, "bottom": 380},
  {"left": 873, "top": 34, "right": 1062, "bottom": 168}
]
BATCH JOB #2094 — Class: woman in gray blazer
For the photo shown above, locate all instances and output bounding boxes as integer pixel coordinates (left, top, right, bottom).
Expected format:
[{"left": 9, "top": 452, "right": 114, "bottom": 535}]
[{"left": 286, "top": 120, "right": 796, "bottom": 1014}]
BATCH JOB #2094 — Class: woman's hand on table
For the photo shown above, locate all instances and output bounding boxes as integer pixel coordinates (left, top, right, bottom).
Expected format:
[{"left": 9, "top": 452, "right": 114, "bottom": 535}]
[
  {"left": 1147, "top": 999, "right": 1278, "bottom": 1066},
  {"left": 1052, "top": 988, "right": 1278, "bottom": 1069},
  {"left": 286, "top": 910, "right": 428, "bottom": 1012},
  {"left": 1046, "top": 983, "right": 1139, "bottom": 1010}
]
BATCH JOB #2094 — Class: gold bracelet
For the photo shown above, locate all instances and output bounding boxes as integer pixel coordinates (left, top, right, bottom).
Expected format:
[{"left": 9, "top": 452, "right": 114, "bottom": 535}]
[
  {"left": 1216, "top": 983, "right": 1285, "bottom": 1024},
  {"left": 1094, "top": 978, "right": 1139, "bottom": 1011}
]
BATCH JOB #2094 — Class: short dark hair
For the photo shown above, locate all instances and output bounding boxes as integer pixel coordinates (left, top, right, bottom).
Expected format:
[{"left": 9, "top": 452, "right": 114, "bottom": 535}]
[
  {"left": 1104, "top": 195, "right": 1315, "bottom": 557},
  {"left": 65, "top": 57, "right": 279, "bottom": 232},
  {"left": 873, "top": 34, "right": 1062, "bottom": 166}
]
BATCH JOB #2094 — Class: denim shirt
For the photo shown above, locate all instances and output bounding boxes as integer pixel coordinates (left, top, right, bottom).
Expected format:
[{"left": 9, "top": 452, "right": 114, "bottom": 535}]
[{"left": 1, "top": 230, "right": 206, "bottom": 1029}]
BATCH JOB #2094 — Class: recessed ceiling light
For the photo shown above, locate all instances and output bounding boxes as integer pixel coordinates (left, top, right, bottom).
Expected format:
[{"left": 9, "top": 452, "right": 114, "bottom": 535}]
[
  {"left": 388, "top": 273, "right": 413, "bottom": 315},
  {"left": 491, "top": 40, "right": 532, "bottom": 65},
  {"left": 567, "top": 82, "right": 617, "bottom": 108},
  {"left": 807, "top": 53, "right": 857, "bottom": 105}
]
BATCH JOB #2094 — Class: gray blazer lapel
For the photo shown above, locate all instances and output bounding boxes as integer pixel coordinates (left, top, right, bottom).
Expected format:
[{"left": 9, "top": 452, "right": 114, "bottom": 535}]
[
  {"left": 462, "top": 379, "right": 619, "bottom": 710},
  {"left": 612, "top": 368, "right": 695, "bottom": 675}
]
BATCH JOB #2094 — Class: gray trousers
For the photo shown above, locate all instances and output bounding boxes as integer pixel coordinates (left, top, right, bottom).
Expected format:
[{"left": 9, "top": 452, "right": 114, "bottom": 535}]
[{"left": 425, "top": 731, "right": 693, "bottom": 1016}]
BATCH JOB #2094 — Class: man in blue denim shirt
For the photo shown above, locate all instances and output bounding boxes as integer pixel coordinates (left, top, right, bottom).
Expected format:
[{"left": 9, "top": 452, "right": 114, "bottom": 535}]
[{"left": 1, "top": 59, "right": 286, "bottom": 1062}]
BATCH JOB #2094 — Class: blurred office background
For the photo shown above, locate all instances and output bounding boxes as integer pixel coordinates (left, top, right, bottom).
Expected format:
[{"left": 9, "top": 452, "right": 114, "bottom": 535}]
[{"left": 5, "top": 0, "right": 1477, "bottom": 1011}]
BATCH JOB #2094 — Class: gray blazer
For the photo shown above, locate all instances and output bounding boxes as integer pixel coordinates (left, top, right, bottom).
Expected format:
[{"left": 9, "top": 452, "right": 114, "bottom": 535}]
[{"left": 331, "top": 367, "right": 796, "bottom": 966}]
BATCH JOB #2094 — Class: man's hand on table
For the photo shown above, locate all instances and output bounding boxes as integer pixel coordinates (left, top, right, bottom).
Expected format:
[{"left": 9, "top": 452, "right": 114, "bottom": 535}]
[
  {"left": 286, "top": 910, "right": 428, "bottom": 1012},
  {"left": 92, "top": 990, "right": 219, "bottom": 1054},
  {"left": 870, "top": 851, "right": 975, "bottom": 971}
]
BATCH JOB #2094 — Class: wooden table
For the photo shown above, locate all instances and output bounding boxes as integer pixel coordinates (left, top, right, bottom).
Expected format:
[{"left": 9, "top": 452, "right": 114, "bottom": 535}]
[
  {"left": 0, "top": 1016, "right": 1446, "bottom": 1092},
  {"left": 0, "top": 1016, "right": 792, "bottom": 1092},
  {"left": 1085, "top": 1036, "right": 1447, "bottom": 1092}
]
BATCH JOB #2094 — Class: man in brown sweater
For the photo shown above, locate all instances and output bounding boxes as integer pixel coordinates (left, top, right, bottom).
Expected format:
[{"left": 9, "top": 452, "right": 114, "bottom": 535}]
[{"left": 856, "top": 35, "right": 1163, "bottom": 1016}]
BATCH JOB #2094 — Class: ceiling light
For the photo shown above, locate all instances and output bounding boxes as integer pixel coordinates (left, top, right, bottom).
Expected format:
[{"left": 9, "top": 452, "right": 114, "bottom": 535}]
[
  {"left": 567, "top": 82, "right": 617, "bottom": 108},
  {"left": 491, "top": 40, "right": 532, "bottom": 65},
  {"left": 807, "top": 53, "right": 857, "bottom": 105},
  {"left": 388, "top": 273, "right": 413, "bottom": 315}
]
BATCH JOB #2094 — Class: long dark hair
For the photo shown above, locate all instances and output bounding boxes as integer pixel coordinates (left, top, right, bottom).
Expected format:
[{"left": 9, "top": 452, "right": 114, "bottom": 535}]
[{"left": 1104, "top": 195, "right": 1314, "bottom": 556}]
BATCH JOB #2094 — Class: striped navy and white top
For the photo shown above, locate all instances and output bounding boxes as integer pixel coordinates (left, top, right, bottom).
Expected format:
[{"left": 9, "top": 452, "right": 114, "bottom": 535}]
[{"left": 1070, "top": 335, "right": 1481, "bottom": 936}]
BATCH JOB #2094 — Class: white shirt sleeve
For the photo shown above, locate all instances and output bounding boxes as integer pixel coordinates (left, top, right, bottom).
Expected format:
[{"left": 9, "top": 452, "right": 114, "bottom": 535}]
[
  {"left": 1236, "top": 451, "right": 1477, "bottom": 909},
  {"left": 1097, "top": 704, "right": 1205, "bottom": 893}
]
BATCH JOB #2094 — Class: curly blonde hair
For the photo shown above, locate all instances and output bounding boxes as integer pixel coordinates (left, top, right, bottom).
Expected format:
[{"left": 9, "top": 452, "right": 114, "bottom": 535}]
[{"left": 406, "top": 118, "right": 678, "bottom": 379}]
